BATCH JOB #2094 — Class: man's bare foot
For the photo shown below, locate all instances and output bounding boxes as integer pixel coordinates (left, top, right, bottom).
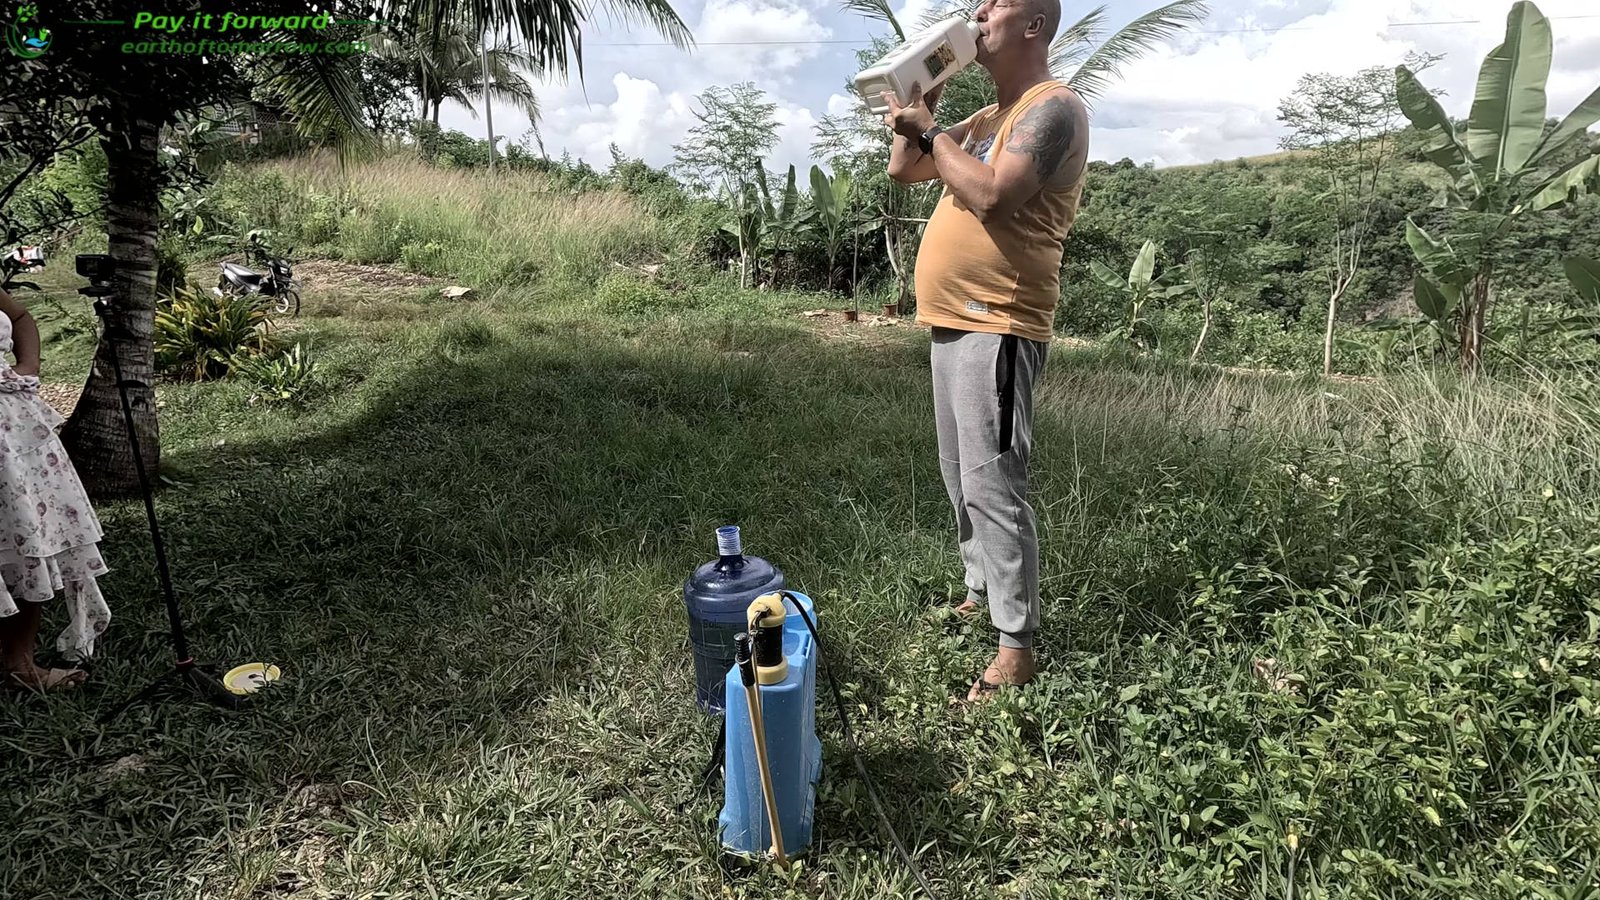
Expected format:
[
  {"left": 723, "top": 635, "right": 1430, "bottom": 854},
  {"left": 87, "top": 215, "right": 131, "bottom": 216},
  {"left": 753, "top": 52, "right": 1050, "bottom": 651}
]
[
  {"left": 4, "top": 663, "right": 87, "bottom": 693},
  {"left": 965, "top": 646, "right": 1035, "bottom": 703}
]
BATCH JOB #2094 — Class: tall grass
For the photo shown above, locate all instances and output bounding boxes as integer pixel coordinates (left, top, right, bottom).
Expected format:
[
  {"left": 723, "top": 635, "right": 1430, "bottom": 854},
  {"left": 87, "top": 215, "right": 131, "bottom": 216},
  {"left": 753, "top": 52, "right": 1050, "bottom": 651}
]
[
  {"left": 1043, "top": 349, "right": 1600, "bottom": 520},
  {"left": 210, "top": 151, "right": 670, "bottom": 290}
]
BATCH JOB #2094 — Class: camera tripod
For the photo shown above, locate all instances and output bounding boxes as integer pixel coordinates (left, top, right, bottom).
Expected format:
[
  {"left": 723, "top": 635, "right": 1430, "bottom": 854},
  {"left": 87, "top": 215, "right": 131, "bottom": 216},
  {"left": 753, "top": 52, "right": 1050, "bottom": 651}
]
[{"left": 78, "top": 282, "right": 245, "bottom": 722}]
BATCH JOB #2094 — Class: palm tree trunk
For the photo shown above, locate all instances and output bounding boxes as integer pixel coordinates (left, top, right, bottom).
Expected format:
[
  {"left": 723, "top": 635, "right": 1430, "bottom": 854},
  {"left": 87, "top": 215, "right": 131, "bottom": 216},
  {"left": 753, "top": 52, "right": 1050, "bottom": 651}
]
[{"left": 61, "top": 118, "right": 162, "bottom": 498}]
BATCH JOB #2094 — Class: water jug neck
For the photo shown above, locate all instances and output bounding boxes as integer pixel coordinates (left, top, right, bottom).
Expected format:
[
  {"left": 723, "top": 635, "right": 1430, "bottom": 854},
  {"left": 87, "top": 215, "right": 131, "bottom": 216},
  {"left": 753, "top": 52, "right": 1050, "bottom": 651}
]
[{"left": 715, "top": 525, "right": 746, "bottom": 572}]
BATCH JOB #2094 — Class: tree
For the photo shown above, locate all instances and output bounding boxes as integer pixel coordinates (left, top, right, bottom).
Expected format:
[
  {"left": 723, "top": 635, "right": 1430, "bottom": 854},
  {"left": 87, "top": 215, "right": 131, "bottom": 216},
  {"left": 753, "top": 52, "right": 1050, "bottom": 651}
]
[
  {"left": 671, "top": 82, "right": 778, "bottom": 197},
  {"left": 1152, "top": 187, "right": 1264, "bottom": 361},
  {"left": 1396, "top": 0, "right": 1600, "bottom": 371},
  {"left": 6, "top": 0, "right": 689, "bottom": 495},
  {"left": 803, "top": 165, "right": 856, "bottom": 296},
  {"left": 1276, "top": 56, "right": 1434, "bottom": 375},
  {"left": 0, "top": 96, "right": 100, "bottom": 246},
  {"left": 364, "top": 13, "right": 546, "bottom": 134}
]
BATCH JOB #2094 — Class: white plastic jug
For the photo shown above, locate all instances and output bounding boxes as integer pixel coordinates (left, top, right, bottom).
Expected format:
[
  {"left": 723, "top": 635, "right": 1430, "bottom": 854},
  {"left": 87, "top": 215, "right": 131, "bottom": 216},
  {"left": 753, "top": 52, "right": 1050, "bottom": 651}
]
[{"left": 854, "top": 16, "right": 981, "bottom": 117}]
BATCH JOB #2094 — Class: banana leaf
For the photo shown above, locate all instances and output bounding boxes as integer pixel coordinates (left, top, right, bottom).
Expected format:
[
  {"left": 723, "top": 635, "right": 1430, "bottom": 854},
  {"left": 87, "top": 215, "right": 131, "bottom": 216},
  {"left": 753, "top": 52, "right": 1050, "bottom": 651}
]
[
  {"left": 1396, "top": 65, "right": 1473, "bottom": 185},
  {"left": 1528, "top": 84, "right": 1600, "bottom": 168},
  {"left": 1090, "top": 259, "right": 1129, "bottom": 291},
  {"left": 1527, "top": 154, "right": 1600, "bottom": 212},
  {"left": 1413, "top": 276, "right": 1461, "bottom": 323},
  {"left": 1565, "top": 256, "right": 1600, "bottom": 304},
  {"left": 1464, "top": 0, "right": 1552, "bottom": 178}
]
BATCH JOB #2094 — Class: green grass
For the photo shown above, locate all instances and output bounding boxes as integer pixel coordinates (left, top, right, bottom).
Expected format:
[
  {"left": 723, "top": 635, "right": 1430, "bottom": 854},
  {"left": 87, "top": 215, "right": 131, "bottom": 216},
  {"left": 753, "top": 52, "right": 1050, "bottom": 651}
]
[{"left": 3, "top": 162, "right": 1598, "bottom": 899}]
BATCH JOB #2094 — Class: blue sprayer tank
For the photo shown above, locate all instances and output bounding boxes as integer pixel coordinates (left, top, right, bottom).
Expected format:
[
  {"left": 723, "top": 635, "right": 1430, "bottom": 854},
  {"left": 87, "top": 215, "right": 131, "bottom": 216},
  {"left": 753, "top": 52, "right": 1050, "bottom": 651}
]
[
  {"left": 719, "top": 590, "right": 823, "bottom": 859},
  {"left": 683, "top": 526, "right": 786, "bottom": 714}
]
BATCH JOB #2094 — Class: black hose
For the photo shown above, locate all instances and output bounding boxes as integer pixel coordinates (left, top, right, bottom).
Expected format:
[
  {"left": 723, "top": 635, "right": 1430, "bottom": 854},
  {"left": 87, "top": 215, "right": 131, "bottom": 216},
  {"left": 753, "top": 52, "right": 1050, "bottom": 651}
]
[{"left": 782, "top": 591, "right": 941, "bottom": 900}]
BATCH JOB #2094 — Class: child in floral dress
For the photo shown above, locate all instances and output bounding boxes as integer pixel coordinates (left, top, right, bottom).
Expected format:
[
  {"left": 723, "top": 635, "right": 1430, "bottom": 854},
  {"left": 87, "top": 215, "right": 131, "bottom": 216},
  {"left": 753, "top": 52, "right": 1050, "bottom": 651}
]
[{"left": 0, "top": 285, "right": 112, "bottom": 692}]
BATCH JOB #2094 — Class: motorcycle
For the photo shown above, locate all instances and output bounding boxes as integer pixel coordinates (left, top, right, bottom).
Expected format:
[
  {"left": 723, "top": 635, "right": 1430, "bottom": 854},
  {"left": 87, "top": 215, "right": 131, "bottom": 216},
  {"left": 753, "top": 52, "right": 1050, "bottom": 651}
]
[
  {"left": 214, "top": 236, "right": 300, "bottom": 316},
  {"left": 2, "top": 245, "right": 47, "bottom": 292}
]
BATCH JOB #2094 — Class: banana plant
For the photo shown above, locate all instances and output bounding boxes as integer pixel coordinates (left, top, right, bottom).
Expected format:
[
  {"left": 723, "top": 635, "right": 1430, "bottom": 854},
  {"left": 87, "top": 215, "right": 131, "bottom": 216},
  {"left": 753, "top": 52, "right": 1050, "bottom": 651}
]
[
  {"left": 1395, "top": 0, "right": 1600, "bottom": 370},
  {"left": 754, "top": 164, "right": 800, "bottom": 287},
  {"left": 1090, "top": 240, "right": 1191, "bottom": 352},
  {"left": 719, "top": 176, "right": 763, "bottom": 289},
  {"left": 803, "top": 165, "right": 855, "bottom": 295}
]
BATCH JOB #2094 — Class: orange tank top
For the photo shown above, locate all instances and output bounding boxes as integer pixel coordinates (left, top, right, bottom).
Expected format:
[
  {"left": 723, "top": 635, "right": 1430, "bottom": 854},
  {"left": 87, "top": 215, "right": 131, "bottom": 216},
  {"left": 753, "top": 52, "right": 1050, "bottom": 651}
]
[{"left": 913, "top": 80, "right": 1085, "bottom": 343}]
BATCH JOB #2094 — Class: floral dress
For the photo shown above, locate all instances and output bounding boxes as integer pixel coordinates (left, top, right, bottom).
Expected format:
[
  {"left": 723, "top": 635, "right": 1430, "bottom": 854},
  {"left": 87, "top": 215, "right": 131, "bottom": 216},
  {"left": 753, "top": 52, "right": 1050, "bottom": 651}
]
[{"left": 0, "top": 312, "right": 111, "bottom": 662}]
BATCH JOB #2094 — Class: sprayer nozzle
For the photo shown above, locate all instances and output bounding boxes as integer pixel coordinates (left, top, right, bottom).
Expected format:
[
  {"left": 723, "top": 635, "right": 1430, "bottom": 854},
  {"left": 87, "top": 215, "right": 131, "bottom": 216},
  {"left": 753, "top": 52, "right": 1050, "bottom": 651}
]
[{"left": 734, "top": 632, "right": 757, "bottom": 686}]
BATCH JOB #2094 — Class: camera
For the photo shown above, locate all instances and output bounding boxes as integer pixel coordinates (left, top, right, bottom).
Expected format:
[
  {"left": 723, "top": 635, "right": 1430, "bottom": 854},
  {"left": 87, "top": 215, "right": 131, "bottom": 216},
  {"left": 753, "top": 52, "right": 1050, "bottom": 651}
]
[
  {"left": 76, "top": 254, "right": 117, "bottom": 299},
  {"left": 76, "top": 253, "right": 115, "bottom": 282}
]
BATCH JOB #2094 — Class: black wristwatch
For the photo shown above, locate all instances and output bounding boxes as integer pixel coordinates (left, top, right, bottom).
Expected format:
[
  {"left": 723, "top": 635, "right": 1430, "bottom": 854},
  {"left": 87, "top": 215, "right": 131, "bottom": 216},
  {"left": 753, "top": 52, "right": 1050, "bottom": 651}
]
[{"left": 918, "top": 125, "right": 943, "bottom": 155}]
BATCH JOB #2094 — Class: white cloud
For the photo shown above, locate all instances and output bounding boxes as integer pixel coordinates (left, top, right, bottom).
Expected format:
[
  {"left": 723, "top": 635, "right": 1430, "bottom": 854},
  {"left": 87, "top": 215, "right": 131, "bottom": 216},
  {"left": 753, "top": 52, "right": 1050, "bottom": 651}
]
[
  {"left": 827, "top": 92, "right": 860, "bottom": 117},
  {"left": 697, "top": 0, "right": 833, "bottom": 78},
  {"left": 437, "top": 0, "right": 1600, "bottom": 174},
  {"left": 1086, "top": 0, "right": 1600, "bottom": 165}
]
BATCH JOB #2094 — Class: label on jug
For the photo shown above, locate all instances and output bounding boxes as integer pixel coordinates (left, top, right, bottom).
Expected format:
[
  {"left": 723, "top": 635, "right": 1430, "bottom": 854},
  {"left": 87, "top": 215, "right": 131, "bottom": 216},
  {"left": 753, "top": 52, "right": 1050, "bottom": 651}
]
[{"left": 924, "top": 40, "right": 957, "bottom": 78}]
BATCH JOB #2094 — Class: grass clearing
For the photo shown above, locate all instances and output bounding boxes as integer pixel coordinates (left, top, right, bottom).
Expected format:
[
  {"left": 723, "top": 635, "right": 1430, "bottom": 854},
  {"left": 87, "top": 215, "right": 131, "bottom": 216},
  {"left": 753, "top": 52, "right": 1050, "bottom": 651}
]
[{"left": 3, "top": 162, "right": 1597, "bottom": 899}]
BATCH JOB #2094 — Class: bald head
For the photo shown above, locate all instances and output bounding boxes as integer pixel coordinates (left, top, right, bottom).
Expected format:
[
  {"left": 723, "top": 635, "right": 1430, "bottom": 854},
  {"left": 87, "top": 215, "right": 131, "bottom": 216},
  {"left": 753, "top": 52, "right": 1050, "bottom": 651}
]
[{"left": 1027, "top": 0, "right": 1061, "bottom": 44}]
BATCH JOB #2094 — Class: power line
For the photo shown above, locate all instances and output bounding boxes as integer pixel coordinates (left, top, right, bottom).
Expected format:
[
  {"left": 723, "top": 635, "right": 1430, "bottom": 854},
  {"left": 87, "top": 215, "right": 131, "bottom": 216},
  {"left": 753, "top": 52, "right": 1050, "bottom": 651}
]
[{"left": 582, "top": 14, "right": 1600, "bottom": 47}]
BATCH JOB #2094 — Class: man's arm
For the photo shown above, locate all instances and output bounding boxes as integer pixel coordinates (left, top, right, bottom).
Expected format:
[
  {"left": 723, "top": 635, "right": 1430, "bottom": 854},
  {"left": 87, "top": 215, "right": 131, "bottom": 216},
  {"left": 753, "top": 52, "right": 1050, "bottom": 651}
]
[
  {"left": 925, "top": 89, "right": 1084, "bottom": 223},
  {"left": 887, "top": 113, "right": 975, "bottom": 185}
]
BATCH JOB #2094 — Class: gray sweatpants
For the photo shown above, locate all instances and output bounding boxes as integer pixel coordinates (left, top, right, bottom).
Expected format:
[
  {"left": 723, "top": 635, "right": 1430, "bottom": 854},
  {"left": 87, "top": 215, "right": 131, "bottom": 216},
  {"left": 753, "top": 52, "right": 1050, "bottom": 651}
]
[{"left": 930, "top": 326, "right": 1048, "bottom": 649}]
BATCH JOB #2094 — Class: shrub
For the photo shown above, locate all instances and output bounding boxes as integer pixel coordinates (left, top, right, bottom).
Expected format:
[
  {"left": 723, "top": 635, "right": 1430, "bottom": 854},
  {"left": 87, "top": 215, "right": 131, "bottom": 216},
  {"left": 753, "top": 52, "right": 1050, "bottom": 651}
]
[
  {"left": 400, "top": 240, "right": 449, "bottom": 276},
  {"left": 591, "top": 272, "right": 693, "bottom": 317},
  {"left": 153, "top": 285, "right": 273, "bottom": 381},
  {"left": 341, "top": 206, "right": 414, "bottom": 265},
  {"left": 230, "top": 341, "right": 325, "bottom": 407}
]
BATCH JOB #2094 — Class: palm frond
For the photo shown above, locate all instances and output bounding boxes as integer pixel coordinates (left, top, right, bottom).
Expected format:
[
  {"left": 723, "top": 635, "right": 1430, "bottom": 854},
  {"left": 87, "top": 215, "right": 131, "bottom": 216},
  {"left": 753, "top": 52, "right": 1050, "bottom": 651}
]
[
  {"left": 394, "top": 0, "right": 692, "bottom": 80},
  {"left": 1064, "top": 0, "right": 1208, "bottom": 106},
  {"left": 840, "top": 0, "right": 905, "bottom": 40},
  {"left": 255, "top": 39, "right": 379, "bottom": 166},
  {"left": 479, "top": 60, "right": 543, "bottom": 124},
  {"left": 1048, "top": 5, "right": 1108, "bottom": 74},
  {"left": 915, "top": 0, "right": 977, "bottom": 32}
]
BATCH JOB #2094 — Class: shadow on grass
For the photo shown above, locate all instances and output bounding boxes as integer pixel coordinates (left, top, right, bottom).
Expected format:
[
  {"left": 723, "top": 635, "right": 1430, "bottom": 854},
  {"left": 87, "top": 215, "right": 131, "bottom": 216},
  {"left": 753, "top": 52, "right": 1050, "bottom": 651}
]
[{"left": 0, "top": 315, "right": 1270, "bottom": 898}]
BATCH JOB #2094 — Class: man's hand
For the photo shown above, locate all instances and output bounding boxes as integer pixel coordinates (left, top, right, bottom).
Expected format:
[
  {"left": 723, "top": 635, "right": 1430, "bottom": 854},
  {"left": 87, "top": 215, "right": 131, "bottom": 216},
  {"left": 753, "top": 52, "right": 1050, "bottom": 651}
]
[
  {"left": 882, "top": 82, "right": 941, "bottom": 142},
  {"left": 907, "top": 86, "right": 1087, "bottom": 223}
]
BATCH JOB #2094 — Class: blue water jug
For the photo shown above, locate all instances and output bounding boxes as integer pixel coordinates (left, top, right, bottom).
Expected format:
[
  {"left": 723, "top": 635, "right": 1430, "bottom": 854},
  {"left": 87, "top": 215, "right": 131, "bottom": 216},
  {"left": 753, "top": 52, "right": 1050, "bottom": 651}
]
[
  {"left": 720, "top": 590, "right": 822, "bottom": 859},
  {"left": 683, "top": 526, "right": 786, "bottom": 714}
]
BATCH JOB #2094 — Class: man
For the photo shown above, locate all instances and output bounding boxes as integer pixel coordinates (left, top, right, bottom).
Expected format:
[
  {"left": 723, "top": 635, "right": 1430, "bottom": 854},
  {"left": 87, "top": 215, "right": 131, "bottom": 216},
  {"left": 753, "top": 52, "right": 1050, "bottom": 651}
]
[{"left": 881, "top": 0, "right": 1089, "bottom": 702}]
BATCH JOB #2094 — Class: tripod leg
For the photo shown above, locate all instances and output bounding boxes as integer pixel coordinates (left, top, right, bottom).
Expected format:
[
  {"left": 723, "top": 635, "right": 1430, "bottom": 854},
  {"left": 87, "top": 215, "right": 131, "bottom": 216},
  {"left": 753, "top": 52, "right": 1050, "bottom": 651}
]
[
  {"left": 101, "top": 336, "right": 191, "bottom": 665},
  {"left": 91, "top": 302, "right": 242, "bottom": 720}
]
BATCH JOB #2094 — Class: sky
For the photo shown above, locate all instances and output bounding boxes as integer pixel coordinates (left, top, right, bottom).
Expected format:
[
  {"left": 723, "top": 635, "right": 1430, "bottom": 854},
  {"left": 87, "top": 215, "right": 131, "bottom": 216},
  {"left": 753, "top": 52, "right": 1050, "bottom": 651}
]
[{"left": 436, "top": 0, "right": 1600, "bottom": 174}]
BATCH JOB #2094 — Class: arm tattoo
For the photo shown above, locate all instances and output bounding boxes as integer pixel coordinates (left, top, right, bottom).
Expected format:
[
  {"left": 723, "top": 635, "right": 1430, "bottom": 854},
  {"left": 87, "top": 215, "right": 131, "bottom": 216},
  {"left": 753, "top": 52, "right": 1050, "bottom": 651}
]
[{"left": 1003, "top": 96, "right": 1076, "bottom": 180}]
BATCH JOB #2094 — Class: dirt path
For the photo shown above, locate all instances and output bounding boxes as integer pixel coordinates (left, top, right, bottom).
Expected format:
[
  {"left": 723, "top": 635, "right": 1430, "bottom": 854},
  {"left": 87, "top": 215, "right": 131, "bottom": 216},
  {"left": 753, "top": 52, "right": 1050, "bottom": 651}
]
[
  {"left": 792, "top": 307, "right": 1378, "bottom": 384},
  {"left": 39, "top": 382, "right": 80, "bottom": 420},
  {"left": 796, "top": 306, "right": 1096, "bottom": 354}
]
